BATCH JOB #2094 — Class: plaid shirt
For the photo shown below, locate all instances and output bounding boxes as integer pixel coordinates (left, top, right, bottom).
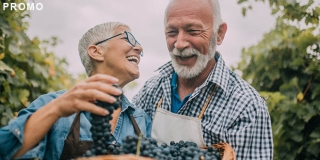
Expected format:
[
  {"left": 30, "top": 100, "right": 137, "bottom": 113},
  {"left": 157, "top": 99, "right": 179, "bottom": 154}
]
[{"left": 132, "top": 53, "right": 273, "bottom": 160}]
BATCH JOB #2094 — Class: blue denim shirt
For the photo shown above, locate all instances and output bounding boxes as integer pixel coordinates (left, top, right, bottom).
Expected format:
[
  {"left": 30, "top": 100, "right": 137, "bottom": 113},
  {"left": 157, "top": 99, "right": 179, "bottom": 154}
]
[{"left": 0, "top": 90, "right": 152, "bottom": 160}]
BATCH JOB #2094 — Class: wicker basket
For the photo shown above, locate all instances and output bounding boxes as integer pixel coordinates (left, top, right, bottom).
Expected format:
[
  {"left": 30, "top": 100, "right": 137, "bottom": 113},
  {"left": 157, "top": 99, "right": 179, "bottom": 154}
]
[
  {"left": 212, "top": 142, "right": 236, "bottom": 160},
  {"left": 77, "top": 142, "right": 236, "bottom": 160},
  {"left": 77, "top": 154, "right": 154, "bottom": 160}
]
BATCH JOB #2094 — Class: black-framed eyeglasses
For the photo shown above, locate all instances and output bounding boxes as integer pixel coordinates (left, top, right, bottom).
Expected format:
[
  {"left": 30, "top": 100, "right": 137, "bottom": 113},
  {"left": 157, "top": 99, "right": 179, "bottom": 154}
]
[{"left": 95, "top": 31, "right": 143, "bottom": 57}]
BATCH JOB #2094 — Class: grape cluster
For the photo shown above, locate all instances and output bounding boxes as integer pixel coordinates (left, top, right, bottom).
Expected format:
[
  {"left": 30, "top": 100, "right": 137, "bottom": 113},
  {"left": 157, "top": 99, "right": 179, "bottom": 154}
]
[
  {"left": 84, "top": 84, "right": 122, "bottom": 156},
  {"left": 108, "top": 136, "right": 221, "bottom": 160}
]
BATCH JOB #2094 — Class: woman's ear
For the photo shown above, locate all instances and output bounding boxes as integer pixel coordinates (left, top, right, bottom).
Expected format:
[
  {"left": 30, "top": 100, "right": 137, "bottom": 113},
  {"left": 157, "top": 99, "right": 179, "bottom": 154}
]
[
  {"left": 87, "top": 45, "right": 104, "bottom": 62},
  {"left": 217, "top": 22, "right": 227, "bottom": 45}
]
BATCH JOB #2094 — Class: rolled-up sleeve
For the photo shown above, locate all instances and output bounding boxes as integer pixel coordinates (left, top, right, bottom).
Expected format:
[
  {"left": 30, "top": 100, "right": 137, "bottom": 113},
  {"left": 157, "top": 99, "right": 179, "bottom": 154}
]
[
  {"left": 0, "top": 93, "right": 56, "bottom": 159},
  {"left": 227, "top": 101, "right": 273, "bottom": 160}
]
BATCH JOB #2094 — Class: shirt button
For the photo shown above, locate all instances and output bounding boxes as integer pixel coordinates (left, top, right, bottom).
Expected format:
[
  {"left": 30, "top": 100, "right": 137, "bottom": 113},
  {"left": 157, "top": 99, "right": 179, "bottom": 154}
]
[
  {"left": 112, "top": 140, "right": 116, "bottom": 144},
  {"left": 15, "top": 129, "right": 20, "bottom": 135}
]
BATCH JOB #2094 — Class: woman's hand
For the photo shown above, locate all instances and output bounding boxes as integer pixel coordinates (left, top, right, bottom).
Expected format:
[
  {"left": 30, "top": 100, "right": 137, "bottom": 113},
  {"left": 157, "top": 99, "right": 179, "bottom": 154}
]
[{"left": 52, "top": 74, "right": 122, "bottom": 117}]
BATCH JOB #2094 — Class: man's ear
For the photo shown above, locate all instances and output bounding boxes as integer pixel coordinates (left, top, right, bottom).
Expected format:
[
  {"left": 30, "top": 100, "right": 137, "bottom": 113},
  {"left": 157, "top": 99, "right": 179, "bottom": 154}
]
[
  {"left": 217, "top": 22, "right": 227, "bottom": 45},
  {"left": 87, "top": 45, "right": 104, "bottom": 62}
]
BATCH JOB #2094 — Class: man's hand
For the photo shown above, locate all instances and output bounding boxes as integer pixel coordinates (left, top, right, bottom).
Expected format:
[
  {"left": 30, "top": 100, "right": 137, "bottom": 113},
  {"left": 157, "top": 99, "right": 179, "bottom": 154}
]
[{"left": 52, "top": 74, "right": 122, "bottom": 117}]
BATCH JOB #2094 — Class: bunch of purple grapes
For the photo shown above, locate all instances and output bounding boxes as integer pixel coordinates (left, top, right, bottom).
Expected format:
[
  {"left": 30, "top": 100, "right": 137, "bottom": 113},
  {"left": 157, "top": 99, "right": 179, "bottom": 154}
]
[
  {"left": 84, "top": 84, "right": 122, "bottom": 156},
  {"left": 108, "top": 136, "right": 221, "bottom": 160}
]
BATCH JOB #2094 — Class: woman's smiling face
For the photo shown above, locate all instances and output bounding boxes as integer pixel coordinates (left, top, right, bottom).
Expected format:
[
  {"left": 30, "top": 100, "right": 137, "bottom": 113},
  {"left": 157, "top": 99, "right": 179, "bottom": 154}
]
[{"left": 98, "top": 26, "right": 143, "bottom": 86}]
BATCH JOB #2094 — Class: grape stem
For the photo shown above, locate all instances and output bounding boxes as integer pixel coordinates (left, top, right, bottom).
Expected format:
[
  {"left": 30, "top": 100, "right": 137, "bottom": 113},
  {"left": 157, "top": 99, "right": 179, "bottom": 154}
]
[{"left": 136, "top": 133, "right": 143, "bottom": 156}]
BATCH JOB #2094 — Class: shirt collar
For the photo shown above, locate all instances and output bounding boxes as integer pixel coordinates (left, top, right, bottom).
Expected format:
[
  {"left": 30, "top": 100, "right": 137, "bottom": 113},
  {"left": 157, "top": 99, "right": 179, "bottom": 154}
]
[
  {"left": 206, "top": 52, "right": 230, "bottom": 95},
  {"left": 120, "top": 95, "right": 136, "bottom": 113},
  {"left": 156, "top": 52, "right": 230, "bottom": 96},
  {"left": 156, "top": 61, "right": 175, "bottom": 78}
]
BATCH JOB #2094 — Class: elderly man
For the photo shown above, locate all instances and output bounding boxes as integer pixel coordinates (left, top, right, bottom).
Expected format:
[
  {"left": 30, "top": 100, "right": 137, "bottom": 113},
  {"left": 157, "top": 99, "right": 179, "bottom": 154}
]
[{"left": 132, "top": 0, "right": 273, "bottom": 159}]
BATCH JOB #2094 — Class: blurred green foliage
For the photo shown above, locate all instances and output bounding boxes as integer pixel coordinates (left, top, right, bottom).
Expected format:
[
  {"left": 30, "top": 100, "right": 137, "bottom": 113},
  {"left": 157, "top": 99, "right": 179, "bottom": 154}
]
[
  {"left": 0, "top": 0, "right": 74, "bottom": 127},
  {"left": 1, "top": 0, "right": 320, "bottom": 159},
  {"left": 236, "top": 0, "right": 320, "bottom": 159}
]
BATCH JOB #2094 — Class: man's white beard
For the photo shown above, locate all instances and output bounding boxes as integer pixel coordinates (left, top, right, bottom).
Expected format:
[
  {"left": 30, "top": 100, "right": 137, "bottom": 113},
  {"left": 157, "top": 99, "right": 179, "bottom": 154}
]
[{"left": 170, "top": 33, "right": 217, "bottom": 79}]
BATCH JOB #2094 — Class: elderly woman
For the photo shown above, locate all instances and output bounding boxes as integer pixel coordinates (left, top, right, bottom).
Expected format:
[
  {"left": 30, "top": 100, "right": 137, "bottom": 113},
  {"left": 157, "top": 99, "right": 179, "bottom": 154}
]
[{"left": 0, "top": 22, "right": 151, "bottom": 159}]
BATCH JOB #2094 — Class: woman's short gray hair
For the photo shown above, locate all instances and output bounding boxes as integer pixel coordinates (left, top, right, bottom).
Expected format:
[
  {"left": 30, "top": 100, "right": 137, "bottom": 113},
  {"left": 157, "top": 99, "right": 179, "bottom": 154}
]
[
  {"left": 164, "top": 0, "right": 223, "bottom": 32},
  {"left": 78, "top": 22, "right": 130, "bottom": 76}
]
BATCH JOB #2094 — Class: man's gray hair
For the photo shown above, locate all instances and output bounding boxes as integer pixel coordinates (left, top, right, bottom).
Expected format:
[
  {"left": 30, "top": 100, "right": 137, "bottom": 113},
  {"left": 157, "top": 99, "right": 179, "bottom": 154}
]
[
  {"left": 164, "top": 0, "right": 223, "bottom": 32},
  {"left": 78, "top": 22, "right": 130, "bottom": 76}
]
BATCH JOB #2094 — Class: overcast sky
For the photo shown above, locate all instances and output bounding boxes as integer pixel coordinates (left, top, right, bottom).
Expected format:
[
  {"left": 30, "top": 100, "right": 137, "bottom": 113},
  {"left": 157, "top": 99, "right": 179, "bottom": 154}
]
[{"left": 26, "top": 0, "right": 277, "bottom": 100}]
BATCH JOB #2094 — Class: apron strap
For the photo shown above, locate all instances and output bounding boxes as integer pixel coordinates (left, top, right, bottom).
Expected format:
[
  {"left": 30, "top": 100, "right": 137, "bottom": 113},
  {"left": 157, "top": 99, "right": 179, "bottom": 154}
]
[
  {"left": 157, "top": 98, "right": 163, "bottom": 108},
  {"left": 59, "top": 112, "right": 81, "bottom": 160},
  {"left": 198, "top": 84, "right": 218, "bottom": 119},
  {"left": 68, "top": 112, "right": 81, "bottom": 142},
  {"left": 126, "top": 110, "right": 142, "bottom": 136}
]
